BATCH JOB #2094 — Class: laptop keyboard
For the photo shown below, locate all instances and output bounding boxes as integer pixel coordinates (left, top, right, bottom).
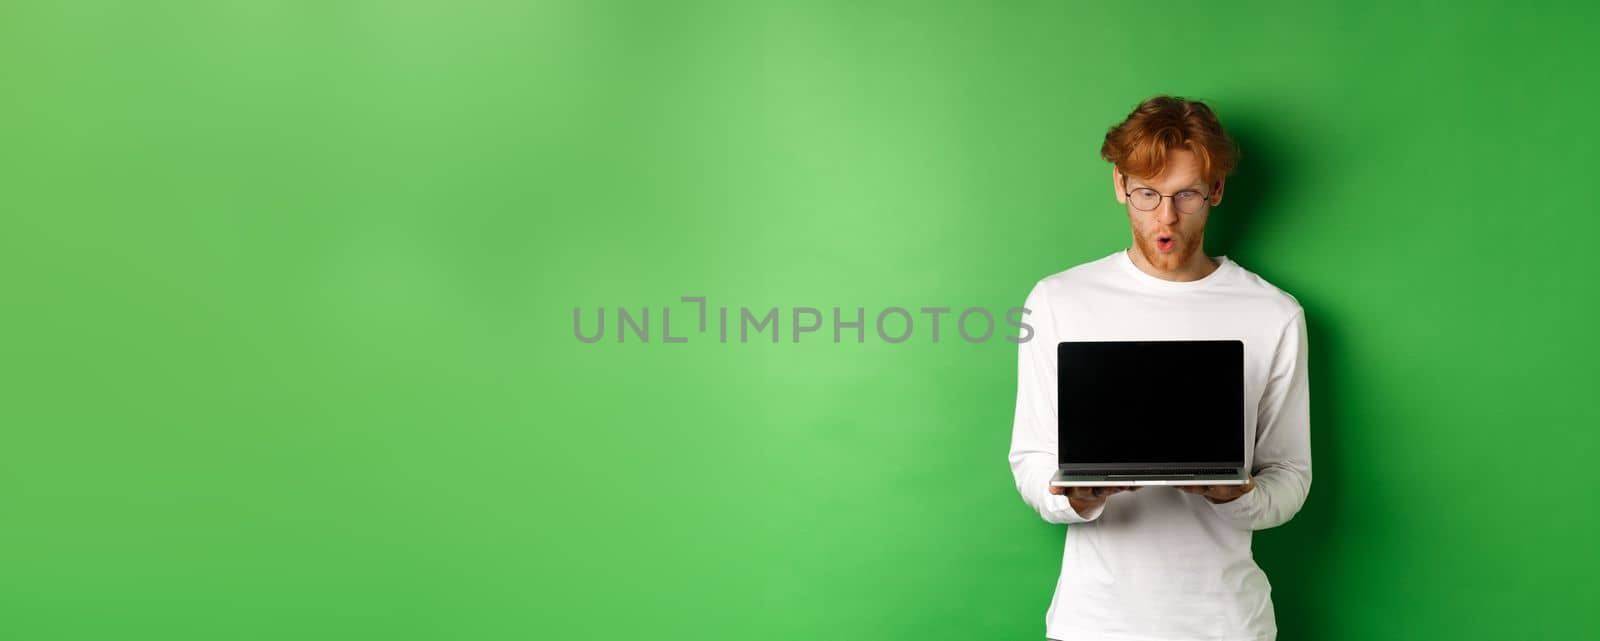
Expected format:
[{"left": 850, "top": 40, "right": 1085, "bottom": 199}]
[{"left": 1101, "top": 468, "right": 1238, "bottom": 476}]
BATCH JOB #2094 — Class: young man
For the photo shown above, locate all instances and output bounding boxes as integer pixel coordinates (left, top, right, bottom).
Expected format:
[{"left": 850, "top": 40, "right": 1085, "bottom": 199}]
[{"left": 1008, "top": 96, "right": 1312, "bottom": 641}]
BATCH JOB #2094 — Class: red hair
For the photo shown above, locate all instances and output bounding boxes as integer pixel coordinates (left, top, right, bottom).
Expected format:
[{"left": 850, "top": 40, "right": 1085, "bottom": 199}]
[{"left": 1100, "top": 95, "right": 1238, "bottom": 186}]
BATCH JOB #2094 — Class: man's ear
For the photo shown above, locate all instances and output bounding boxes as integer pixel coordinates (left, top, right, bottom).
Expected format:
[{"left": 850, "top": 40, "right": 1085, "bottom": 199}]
[
  {"left": 1113, "top": 168, "right": 1127, "bottom": 204},
  {"left": 1210, "top": 177, "right": 1226, "bottom": 206}
]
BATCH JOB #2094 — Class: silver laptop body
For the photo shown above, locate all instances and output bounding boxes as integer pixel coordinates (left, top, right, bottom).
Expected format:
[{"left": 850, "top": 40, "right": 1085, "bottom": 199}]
[{"left": 1049, "top": 340, "right": 1249, "bottom": 487}]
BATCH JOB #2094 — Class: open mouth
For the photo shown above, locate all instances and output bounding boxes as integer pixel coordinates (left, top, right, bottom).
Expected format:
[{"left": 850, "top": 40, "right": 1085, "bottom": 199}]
[{"left": 1156, "top": 235, "right": 1175, "bottom": 252}]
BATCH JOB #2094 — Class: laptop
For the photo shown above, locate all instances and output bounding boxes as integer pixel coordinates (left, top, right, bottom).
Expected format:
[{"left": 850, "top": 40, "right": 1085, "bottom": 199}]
[{"left": 1050, "top": 340, "right": 1249, "bottom": 487}]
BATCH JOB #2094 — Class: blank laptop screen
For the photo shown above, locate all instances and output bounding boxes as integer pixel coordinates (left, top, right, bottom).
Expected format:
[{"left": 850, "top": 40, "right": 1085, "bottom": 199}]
[{"left": 1056, "top": 340, "right": 1244, "bottom": 465}]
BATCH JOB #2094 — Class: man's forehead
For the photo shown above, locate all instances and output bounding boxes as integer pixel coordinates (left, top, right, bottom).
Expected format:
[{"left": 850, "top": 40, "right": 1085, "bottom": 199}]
[{"left": 1126, "top": 173, "right": 1208, "bottom": 190}]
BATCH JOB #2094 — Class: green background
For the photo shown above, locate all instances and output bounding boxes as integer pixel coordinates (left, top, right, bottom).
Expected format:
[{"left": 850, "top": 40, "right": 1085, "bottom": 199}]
[{"left": 3, "top": 2, "right": 1596, "bottom": 639}]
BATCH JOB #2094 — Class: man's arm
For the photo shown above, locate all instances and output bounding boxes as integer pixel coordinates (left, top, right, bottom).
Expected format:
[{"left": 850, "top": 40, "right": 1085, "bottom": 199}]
[
  {"left": 1206, "top": 309, "right": 1313, "bottom": 530},
  {"left": 1007, "top": 282, "right": 1104, "bottom": 524}
]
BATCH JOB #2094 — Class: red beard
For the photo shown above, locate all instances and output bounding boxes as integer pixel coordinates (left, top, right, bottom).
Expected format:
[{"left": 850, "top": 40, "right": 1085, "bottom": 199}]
[{"left": 1135, "top": 231, "right": 1198, "bottom": 271}]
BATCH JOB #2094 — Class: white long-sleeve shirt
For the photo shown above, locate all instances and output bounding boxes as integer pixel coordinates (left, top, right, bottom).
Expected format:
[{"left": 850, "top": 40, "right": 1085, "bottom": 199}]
[{"left": 1009, "top": 248, "right": 1312, "bottom": 641}]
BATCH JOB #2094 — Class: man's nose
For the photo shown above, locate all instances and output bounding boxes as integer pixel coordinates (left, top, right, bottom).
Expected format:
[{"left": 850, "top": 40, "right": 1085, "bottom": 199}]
[{"left": 1154, "top": 197, "right": 1179, "bottom": 225}]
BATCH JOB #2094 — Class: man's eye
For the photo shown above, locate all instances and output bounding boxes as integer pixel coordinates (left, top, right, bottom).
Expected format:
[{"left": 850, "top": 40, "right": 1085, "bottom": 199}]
[
  {"left": 1176, "top": 191, "right": 1200, "bottom": 201},
  {"left": 1135, "top": 189, "right": 1158, "bottom": 198}
]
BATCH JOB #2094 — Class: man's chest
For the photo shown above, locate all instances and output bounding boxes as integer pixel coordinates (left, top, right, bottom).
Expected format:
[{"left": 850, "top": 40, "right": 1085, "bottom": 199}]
[{"left": 1045, "top": 294, "right": 1286, "bottom": 443}]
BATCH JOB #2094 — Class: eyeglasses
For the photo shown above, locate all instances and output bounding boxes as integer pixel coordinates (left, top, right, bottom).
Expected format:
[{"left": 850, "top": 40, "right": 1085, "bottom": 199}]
[{"left": 1124, "top": 185, "right": 1212, "bottom": 214}]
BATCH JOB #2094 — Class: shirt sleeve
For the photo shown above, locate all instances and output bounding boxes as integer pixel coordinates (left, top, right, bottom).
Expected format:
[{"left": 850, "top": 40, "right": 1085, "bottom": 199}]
[
  {"left": 1209, "top": 308, "right": 1313, "bottom": 530},
  {"left": 1008, "top": 281, "right": 1101, "bottom": 524}
]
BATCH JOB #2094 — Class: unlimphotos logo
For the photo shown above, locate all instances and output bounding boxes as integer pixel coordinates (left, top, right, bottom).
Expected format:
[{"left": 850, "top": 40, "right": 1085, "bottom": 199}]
[{"left": 574, "top": 296, "right": 1035, "bottom": 344}]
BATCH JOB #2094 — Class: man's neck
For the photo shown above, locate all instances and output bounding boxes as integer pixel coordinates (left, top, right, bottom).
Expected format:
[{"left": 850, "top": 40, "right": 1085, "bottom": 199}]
[{"left": 1126, "top": 246, "right": 1220, "bottom": 282}]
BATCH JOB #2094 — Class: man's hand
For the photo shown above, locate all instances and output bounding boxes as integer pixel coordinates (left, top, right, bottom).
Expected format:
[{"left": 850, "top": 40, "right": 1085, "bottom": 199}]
[
  {"left": 1177, "top": 476, "right": 1256, "bottom": 504},
  {"left": 1049, "top": 484, "right": 1141, "bottom": 515}
]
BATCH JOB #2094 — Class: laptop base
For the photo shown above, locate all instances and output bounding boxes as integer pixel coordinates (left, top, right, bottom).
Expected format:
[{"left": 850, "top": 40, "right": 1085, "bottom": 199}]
[{"left": 1051, "top": 469, "right": 1248, "bottom": 487}]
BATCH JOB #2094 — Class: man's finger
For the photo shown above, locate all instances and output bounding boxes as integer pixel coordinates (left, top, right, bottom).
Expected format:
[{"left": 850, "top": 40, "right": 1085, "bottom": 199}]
[{"left": 1214, "top": 479, "right": 1253, "bottom": 498}]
